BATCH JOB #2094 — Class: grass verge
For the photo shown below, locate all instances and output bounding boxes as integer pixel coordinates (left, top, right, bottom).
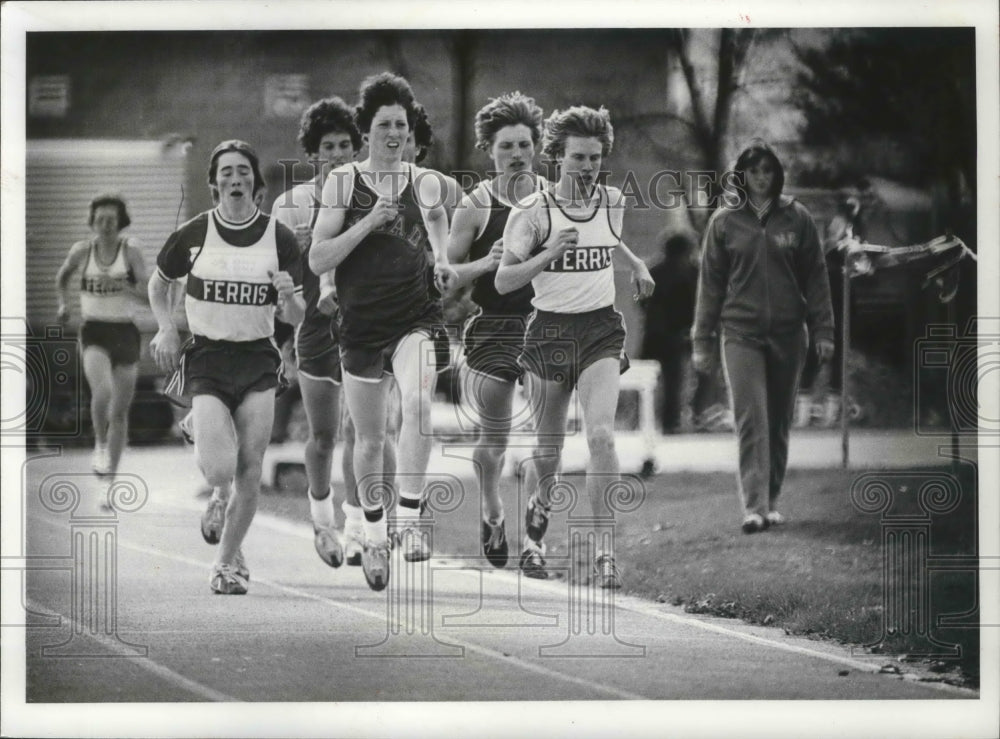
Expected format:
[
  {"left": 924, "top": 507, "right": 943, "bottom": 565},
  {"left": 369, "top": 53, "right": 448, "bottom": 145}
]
[{"left": 257, "top": 461, "right": 979, "bottom": 688}]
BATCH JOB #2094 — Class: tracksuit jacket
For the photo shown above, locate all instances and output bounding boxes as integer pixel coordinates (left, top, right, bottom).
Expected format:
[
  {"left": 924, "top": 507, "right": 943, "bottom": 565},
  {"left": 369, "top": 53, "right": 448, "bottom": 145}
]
[{"left": 692, "top": 158, "right": 834, "bottom": 518}]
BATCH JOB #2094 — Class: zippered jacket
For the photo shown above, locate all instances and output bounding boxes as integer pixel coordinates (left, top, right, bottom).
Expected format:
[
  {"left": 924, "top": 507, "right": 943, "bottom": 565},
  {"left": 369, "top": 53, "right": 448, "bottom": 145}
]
[{"left": 692, "top": 194, "right": 835, "bottom": 354}]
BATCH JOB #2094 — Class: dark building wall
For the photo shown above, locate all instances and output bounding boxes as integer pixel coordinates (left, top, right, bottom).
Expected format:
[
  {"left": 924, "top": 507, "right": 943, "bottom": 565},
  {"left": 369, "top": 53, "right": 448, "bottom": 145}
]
[{"left": 27, "top": 29, "right": 701, "bottom": 354}]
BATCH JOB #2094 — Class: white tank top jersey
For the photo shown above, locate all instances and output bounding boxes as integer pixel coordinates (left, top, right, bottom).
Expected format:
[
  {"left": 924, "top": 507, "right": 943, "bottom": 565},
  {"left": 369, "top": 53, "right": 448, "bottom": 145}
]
[
  {"left": 184, "top": 212, "right": 280, "bottom": 341},
  {"left": 531, "top": 186, "right": 620, "bottom": 314},
  {"left": 78, "top": 239, "right": 136, "bottom": 322}
]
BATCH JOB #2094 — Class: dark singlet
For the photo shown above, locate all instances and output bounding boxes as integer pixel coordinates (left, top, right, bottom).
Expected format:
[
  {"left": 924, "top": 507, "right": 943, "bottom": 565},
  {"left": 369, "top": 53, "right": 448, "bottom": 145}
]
[
  {"left": 296, "top": 196, "right": 334, "bottom": 354},
  {"left": 469, "top": 185, "right": 535, "bottom": 316},
  {"left": 335, "top": 164, "right": 439, "bottom": 348}
]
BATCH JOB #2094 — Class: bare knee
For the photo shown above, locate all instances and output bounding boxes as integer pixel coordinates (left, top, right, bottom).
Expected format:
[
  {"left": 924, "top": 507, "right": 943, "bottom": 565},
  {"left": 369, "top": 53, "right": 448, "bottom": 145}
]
[
  {"left": 587, "top": 425, "right": 616, "bottom": 456},
  {"left": 474, "top": 439, "right": 507, "bottom": 469},
  {"left": 356, "top": 431, "right": 386, "bottom": 460},
  {"left": 309, "top": 428, "right": 336, "bottom": 455}
]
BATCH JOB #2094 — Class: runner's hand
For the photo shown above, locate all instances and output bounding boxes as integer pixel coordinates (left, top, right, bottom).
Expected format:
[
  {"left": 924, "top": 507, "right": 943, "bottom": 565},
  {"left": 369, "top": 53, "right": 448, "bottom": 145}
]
[
  {"left": 367, "top": 195, "right": 399, "bottom": 230},
  {"left": 434, "top": 262, "right": 458, "bottom": 293},
  {"left": 632, "top": 262, "right": 655, "bottom": 301},
  {"left": 150, "top": 327, "right": 181, "bottom": 373},
  {"left": 550, "top": 227, "right": 578, "bottom": 260}
]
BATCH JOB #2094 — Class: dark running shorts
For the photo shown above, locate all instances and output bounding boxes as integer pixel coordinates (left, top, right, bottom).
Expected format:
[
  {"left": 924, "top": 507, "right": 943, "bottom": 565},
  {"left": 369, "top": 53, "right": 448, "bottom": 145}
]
[
  {"left": 462, "top": 311, "right": 530, "bottom": 383},
  {"left": 295, "top": 317, "right": 342, "bottom": 384},
  {"left": 341, "top": 325, "right": 447, "bottom": 381},
  {"left": 79, "top": 320, "right": 141, "bottom": 367},
  {"left": 519, "top": 306, "right": 629, "bottom": 388},
  {"left": 168, "top": 336, "right": 283, "bottom": 412}
]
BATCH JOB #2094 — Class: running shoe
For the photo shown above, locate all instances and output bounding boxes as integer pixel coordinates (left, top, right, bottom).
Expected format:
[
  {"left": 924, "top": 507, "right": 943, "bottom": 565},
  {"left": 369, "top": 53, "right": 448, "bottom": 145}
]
[
  {"left": 178, "top": 411, "right": 195, "bottom": 445},
  {"left": 210, "top": 562, "right": 248, "bottom": 595},
  {"left": 344, "top": 522, "right": 364, "bottom": 567},
  {"left": 313, "top": 526, "right": 345, "bottom": 568},
  {"left": 741, "top": 513, "right": 769, "bottom": 534},
  {"left": 200, "top": 495, "right": 226, "bottom": 545},
  {"left": 518, "top": 544, "right": 549, "bottom": 580},
  {"left": 397, "top": 524, "right": 431, "bottom": 563},
  {"left": 524, "top": 496, "right": 550, "bottom": 545},
  {"left": 233, "top": 548, "right": 250, "bottom": 582},
  {"left": 765, "top": 511, "right": 787, "bottom": 527},
  {"left": 481, "top": 518, "right": 508, "bottom": 568},
  {"left": 593, "top": 554, "right": 623, "bottom": 590},
  {"left": 361, "top": 541, "right": 391, "bottom": 591},
  {"left": 91, "top": 445, "right": 111, "bottom": 476}
]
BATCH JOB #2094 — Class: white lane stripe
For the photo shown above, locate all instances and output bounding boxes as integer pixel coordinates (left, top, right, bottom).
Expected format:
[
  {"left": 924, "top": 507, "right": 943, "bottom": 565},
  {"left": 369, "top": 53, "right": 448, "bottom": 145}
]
[
  {"left": 29, "top": 509, "right": 645, "bottom": 701},
  {"left": 24, "top": 594, "right": 236, "bottom": 702},
  {"left": 36, "top": 500, "right": 971, "bottom": 699},
  {"left": 240, "top": 511, "right": 976, "bottom": 697},
  {"left": 118, "top": 540, "right": 647, "bottom": 701}
]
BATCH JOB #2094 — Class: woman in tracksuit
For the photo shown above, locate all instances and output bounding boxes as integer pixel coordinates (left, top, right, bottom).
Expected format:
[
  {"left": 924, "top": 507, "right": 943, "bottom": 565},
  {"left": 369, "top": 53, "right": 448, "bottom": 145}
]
[{"left": 692, "top": 140, "right": 834, "bottom": 533}]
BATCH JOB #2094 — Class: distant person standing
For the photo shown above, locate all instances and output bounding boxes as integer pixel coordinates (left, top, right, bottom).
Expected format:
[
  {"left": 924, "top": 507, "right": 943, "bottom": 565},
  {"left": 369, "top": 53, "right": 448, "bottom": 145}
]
[
  {"left": 692, "top": 140, "right": 834, "bottom": 534},
  {"left": 55, "top": 194, "right": 150, "bottom": 482},
  {"left": 640, "top": 230, "right": 699, "bottom": 434}
]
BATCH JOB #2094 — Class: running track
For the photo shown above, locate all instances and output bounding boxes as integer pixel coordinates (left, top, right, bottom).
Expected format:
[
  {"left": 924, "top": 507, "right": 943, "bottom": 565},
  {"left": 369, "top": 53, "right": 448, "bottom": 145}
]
[{"left": 4, "top": 444, "right": 987, "bottom": 736}]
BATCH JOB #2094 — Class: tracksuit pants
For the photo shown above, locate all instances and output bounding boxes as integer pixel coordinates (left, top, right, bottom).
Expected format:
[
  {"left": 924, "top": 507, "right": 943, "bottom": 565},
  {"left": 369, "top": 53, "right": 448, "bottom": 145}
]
[{"left": 721, "top": 326, "right": 808, "bottom": 517}]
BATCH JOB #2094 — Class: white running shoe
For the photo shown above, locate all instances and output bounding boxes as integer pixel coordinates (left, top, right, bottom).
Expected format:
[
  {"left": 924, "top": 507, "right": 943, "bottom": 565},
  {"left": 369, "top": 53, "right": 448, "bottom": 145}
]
[
  {"left": 92, "top": 444, "right": 111, "bottom": 476},
  {"left": 765, "top": 511, "right": 787, "bottom": 526},
  {"left": 396, "top": 524, "right": 431, "bottom": 563},
  {"left": 210, "top": 562, "right": 248, "bottom": 595}
]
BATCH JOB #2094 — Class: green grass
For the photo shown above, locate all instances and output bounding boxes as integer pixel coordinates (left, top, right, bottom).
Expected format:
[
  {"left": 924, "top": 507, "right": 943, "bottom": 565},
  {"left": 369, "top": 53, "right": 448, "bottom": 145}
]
[{"left": 257, "top": 462, "right": 979, "bottom": 688}]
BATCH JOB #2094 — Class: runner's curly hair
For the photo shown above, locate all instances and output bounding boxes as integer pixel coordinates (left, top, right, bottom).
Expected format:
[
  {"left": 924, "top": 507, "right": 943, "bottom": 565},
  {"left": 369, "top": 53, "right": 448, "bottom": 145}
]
[
  {"left": 355, "top": 72, "right": 419, "bottom": 133},
  {"left": 541, "top": 105, "right": 614, "bottom": 160},
  {"left": 297, "top": 96, "right": 362, "bottom": 155},
  {"left": 474, "top": 91, "right": 544, "bottom": 152}
]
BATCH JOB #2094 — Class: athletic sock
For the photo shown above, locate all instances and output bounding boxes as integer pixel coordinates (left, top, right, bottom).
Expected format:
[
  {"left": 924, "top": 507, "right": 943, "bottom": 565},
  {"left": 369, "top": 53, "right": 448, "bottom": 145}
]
[
  {"left": 396, "top": 492, "right": 422, "bottom": 527},
  {"left": 362, "top": 507, "right": 387, "bottom": 545},
  {"left": 308, "top": 487, "right": 336, "bottom": 530},
  {"left": 342, "top": 501, "right": 364, "bottom": 530},
  {"left": 484, "top": 505, "right": 504, "bottom": 527}
]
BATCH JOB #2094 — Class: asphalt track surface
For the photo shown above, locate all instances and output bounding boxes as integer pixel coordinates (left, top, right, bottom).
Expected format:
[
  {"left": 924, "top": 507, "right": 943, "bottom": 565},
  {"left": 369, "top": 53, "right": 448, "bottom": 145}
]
[{"left": 12, "top": 444, "right": 978, "bottom": 710}]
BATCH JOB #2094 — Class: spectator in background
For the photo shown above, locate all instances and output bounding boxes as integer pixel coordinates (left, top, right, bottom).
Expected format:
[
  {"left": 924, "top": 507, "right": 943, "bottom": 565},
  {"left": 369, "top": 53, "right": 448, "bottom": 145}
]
[
  {"left": 797, "top": 192, "right": 857, "bottom": 428},
  {"left": 640, "top": 230, "right": 699, "bottom": 433},
  {"left": 641, "top": 229, "right": 730, "bottom": 434},
  {"left": 692, "top": 140, "right": 834, "bottom": 534}
]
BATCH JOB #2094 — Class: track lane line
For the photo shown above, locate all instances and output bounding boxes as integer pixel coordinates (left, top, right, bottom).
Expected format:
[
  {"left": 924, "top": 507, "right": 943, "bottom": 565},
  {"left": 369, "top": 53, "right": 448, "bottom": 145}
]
[
  {"left": 28, "top": 511, "right": 647, "bottom": 701},
  {"left": 23, "top": 594, "right": 236, "bottom": 702}
]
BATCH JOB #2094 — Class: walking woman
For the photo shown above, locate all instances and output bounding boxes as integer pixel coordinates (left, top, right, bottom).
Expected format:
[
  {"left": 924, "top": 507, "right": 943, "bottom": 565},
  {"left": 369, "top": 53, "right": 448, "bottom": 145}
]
[{"left": 692, "top": 140, "right": 834, "bottom": 533}]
